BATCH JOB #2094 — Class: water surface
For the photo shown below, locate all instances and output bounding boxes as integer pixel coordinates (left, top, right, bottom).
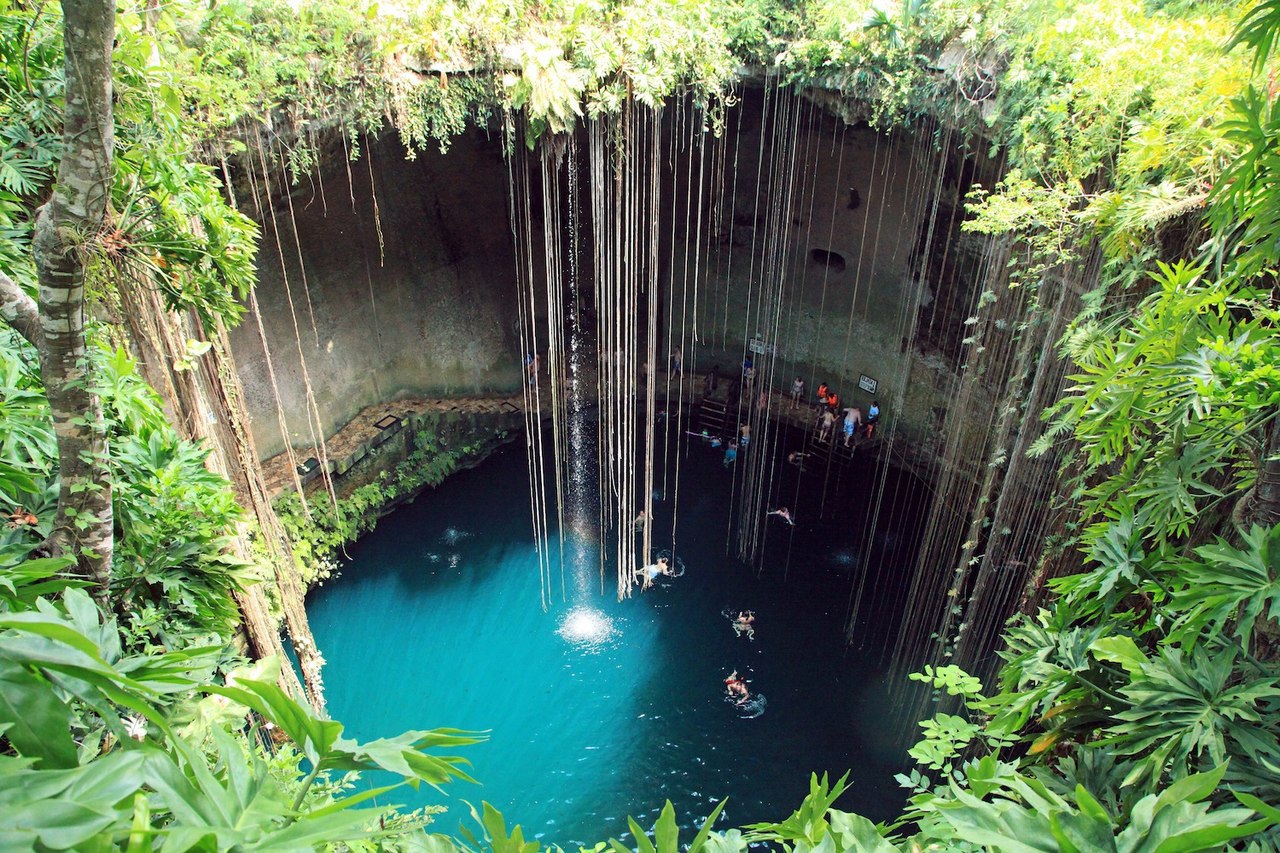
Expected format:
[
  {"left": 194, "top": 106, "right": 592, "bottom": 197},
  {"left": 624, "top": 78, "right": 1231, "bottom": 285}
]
[{"left": 306, "top": 429, "right": 926, "bottom": 845}]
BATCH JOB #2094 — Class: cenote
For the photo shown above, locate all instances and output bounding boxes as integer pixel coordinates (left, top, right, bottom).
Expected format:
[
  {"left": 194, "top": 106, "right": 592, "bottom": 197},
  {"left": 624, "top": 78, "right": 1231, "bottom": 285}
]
[
  {"left": 307, "top": 423, "right": 930, "bottom": 844},
  {"left": 7, "top": 0, "right": 1276, "bottom": 847}
]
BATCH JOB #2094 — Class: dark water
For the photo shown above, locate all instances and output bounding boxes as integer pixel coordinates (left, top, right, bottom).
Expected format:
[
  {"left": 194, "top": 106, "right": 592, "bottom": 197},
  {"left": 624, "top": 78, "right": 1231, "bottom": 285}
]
[{"left": 305, "top": 423, "right": 929, "bottom": 846}]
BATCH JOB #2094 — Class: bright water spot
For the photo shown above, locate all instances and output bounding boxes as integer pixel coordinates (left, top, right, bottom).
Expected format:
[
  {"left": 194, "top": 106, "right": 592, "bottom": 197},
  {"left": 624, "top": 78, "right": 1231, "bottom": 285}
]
[{"left": 306, "top": 436, "right": 923, "bottom": 845}]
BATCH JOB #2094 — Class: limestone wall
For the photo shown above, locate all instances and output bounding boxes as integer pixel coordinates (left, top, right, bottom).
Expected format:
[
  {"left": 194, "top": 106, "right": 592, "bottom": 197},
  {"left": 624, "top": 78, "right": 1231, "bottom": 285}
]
[
  {"left": 231, "top": 92, "right": 993, "bottom": 467},
  {"left": 667, "top": 97, "right": 995, "bottom": 450},
  {"left": 230, "top": 129, "right": 523, "bottom": 459}
]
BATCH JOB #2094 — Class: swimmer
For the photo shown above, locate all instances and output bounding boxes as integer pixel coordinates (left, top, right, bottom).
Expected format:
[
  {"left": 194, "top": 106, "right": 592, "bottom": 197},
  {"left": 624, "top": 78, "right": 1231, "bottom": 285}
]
[
  {"left": 767, "top": 507, "right": 795, "bottom": 526},
  {"left": 723, "top": 440, "right": 739, "bottom": 468},
  {"left": 724, "top": 671, "right": 750, "bottom": 705},
  {"left": 634, "top": 556, "right": 671, "bottom": 590},
  {"left": 733, "top": 610, "right": 756, "bottom": 641},
  {"left": 633, "top": 510, "right": 648, "bottom": 531},
  {"left": 787, "top": 451, "right": 808, "bottom": 469}
]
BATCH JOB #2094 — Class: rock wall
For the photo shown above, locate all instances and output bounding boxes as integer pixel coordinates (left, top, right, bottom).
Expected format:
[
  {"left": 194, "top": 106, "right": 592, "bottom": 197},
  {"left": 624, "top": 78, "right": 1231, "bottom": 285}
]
[
  {"left": 232, "top": 91, "right": 994, "bottom": 466},
  {"left": 231, "top": 129, "right": 523, "bottom": 458},
  {"left": 667, "top": 93, "right": 995, "bottom": 450}
]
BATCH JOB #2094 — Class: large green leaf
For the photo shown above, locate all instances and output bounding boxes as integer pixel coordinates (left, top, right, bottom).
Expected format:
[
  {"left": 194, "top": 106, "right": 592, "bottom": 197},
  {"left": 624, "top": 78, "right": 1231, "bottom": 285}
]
[
  {"left": 1169, "top": 524, "right": 1280, "bottom": 649},
  {"left": 0, "top": 656, "right": 77, "bottom": 768},
  {"left": 204, "top": 678, "right": 344, "bottom": 764},
  {"left": 828, "top": 810, "right": 901, "bottom": 852},
  {"left": 0, "top": 752, "right": 145, "bottom": 848}
]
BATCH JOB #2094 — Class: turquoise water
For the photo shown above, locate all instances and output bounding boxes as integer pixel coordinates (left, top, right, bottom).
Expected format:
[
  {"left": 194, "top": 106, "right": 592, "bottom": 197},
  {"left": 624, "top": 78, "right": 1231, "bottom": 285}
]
[{"left": 305, "top": 429, "right": 927, "bottom": 845}]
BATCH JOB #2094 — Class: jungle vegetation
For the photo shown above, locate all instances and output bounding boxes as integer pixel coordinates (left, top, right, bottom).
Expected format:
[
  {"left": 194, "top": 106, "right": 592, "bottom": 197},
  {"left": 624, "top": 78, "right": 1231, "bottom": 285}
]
[{"left": 0, "top": 0, "right": 1278, "bottom": 848}]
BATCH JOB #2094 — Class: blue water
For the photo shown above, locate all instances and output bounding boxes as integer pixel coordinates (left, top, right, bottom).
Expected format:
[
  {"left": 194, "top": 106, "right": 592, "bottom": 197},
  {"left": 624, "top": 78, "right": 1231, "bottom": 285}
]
[{"left": 305, "top": 428, "right": 927, "bottom": 845}]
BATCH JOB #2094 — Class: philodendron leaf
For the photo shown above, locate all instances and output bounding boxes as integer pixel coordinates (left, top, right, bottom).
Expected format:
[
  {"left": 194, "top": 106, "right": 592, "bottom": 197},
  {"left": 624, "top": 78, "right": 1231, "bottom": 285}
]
[{"left": 1089, "top": 635, "right": 1148, "bottom": 676}]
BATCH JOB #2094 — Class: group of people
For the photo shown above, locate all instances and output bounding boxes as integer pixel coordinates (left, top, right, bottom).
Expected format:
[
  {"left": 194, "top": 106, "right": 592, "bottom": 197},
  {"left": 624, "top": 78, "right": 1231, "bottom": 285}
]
[
  {"left": 695, "top": 422, "right": 753, "bottom": 468},
  {"left": 725, "top": 609, "right": 757, "bottom": 705},
  {"left": 628, "top": 548, "right": 758, "bottom": 708},
  {"left": 806, "top": 379, "right": 879, "bottom": 447},
  {"left": 631, "top": 537, "right": 760, "bottom": 706}
]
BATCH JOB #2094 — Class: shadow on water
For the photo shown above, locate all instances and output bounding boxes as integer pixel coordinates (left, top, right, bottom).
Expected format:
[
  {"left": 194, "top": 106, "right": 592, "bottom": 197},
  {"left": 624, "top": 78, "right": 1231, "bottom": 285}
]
[{"left": 305, "top": 417, "right": 931, "bottom": 845}]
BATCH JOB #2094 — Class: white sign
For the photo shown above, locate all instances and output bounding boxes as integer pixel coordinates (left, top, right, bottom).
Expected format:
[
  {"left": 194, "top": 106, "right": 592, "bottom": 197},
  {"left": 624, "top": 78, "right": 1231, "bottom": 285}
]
[{"left": 858, "top": 374, "right": 878, "bottom": 394}]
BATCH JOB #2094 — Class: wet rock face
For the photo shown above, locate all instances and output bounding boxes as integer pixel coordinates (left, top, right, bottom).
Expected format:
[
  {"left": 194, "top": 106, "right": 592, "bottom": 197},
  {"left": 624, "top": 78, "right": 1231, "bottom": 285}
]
[{"left": 231, "top": 129, "right": 523, "bottom": 458}]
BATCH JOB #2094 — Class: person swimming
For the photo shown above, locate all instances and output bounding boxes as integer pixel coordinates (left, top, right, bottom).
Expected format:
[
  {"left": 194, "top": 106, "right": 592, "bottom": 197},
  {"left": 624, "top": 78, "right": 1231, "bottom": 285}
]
[
  {"left": 767, "top": 507, "right": 795, "bottom": 525},
  {"left": 724, "top": 670, "right": 750, "bottom": 704},
  {"left": 635, "top": 556, "right": 671, "bottom": 590},
  {"left": 733, "top": 610, "right": 756, "bottom": 640},
  {"left": 723, "top": 440, "right": 739, "bottom": 467}
]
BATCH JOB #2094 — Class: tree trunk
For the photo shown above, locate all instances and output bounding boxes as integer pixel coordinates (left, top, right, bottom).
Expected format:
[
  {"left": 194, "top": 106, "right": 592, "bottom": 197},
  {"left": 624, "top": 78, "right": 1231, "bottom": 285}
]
[
  {"left": 114, "top": 277, "right": 326, "bottom": 712},
  {"left": 30, "top": 0, "right": 116, "bottom": 597},
  {"left": 1250, "top": 415, "right": 1280, "bottom": 529},
  {"left": 0, "top": 272, "right": 41, "bottom": 344},
  {"left": 202, "top": 318, "right": 327, "bottom": 715},
  {"left": 235, "top": 578, "right": 306, "bottom": 701}
]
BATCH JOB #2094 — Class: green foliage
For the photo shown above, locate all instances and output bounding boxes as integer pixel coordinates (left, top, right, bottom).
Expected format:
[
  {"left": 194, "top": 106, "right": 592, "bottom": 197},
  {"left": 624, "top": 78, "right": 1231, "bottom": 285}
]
[
  {"left": 110, "top": 432, "right": 254, "bottom": 648},
  {"left": 1226, "top": 0, "right": 1280, "bottom": 73},
  {"left": 0, "top": 336, "right": 256, "bottom": 652},
  {"left": 911, "top": 662, "right": 986, "bottom": 699},
  {"left": 1037, "top": 260, "right": 1280, "bottom": 562},
  {"left": 0, "top": 575, "right": 482, "bottom": 847},
  {"left": 742, "top": 771, "right": 852, "bottom": 846},
  {"left": 275, "top": 420, "right": 481, "bottom": 583},
  {"left": 910, "top": 713, "right": 982, "bottom": 770},
  {"left": 1106, "top": 646, "right": 1279, "bottom": 786},
  {"left": 0, "top": 1, "right": 260, "bottom": 334},
  {"left": 179, "top": 0, "right": 384, "bottom": 135},
  {"left": 1205, "top": 82, "right": 1280, "bottom": 284},
  {"left": 3, "top": 0, "right": 1279, "bottom": 848},
  {"left": 907, "top": 757, "right": 1271, "bottom": 852},
  {"left": 1167, "top": 525, "right": 1280, "bottom": 649}
]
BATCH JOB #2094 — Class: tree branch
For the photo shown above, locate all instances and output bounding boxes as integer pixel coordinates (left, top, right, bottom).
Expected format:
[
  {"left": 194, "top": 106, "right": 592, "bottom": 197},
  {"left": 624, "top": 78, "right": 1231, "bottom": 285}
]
[{"left": 0, "top": 269, "right": 41, "bottom": 347}]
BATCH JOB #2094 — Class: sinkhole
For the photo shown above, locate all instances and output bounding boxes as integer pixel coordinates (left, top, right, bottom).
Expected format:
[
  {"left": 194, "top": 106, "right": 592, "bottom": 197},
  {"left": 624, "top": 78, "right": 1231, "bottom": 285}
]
[{"left": 304, "top": 424, "right": 931, "bottom": 845}]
